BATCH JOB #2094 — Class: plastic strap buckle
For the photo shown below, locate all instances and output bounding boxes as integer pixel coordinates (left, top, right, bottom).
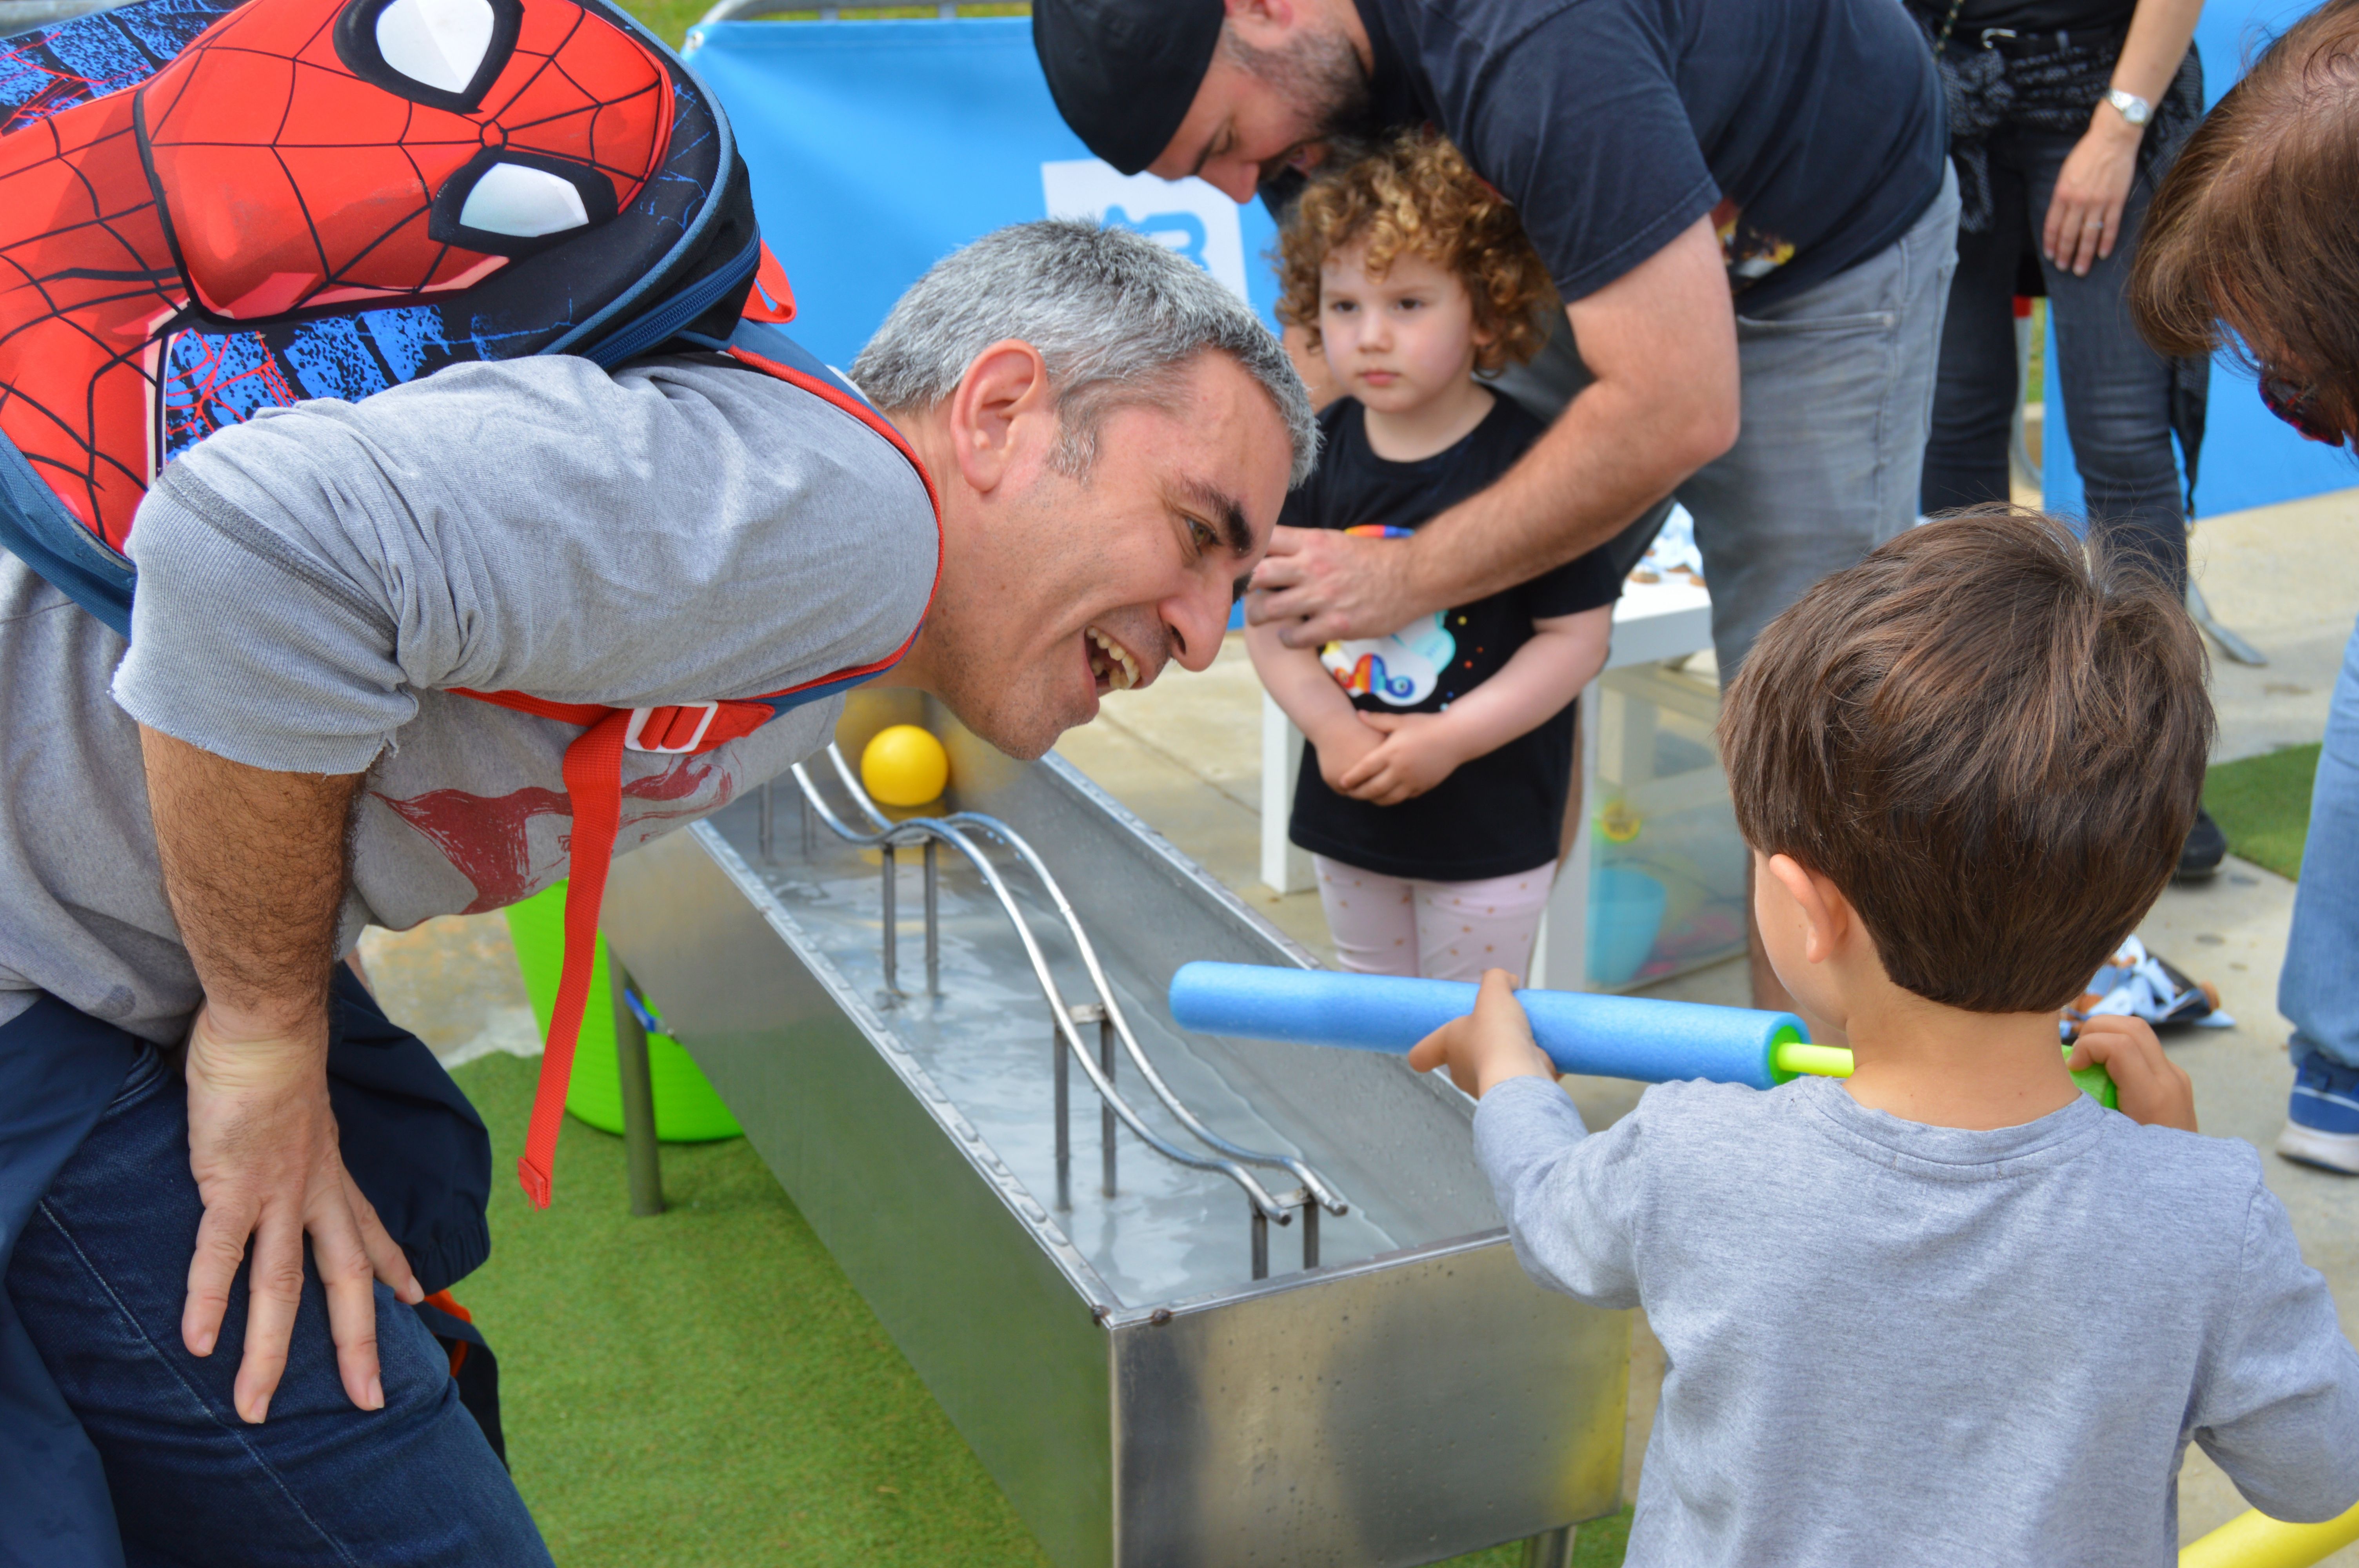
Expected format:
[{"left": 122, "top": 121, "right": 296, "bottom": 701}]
[{"left": 622, "top": 701, "right": 719, "bottom": 753}]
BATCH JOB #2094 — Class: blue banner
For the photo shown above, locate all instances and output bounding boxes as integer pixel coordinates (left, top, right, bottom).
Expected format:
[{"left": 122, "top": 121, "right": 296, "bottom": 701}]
[{"left": 681, "top": 16, "right": 1284, "bottom": 373}]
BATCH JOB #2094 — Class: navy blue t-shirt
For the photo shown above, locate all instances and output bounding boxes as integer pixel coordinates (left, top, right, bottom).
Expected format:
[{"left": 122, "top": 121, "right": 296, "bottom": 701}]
[
  {"left": 1345, "top": 0, "right": 1948, "bottom": 310},
  {"left": 1287, "top": 396, "right": 1619, "bottom": 882}
]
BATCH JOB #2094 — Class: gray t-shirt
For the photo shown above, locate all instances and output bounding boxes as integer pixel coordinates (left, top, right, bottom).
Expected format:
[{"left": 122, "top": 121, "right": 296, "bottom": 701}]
[
  {"left": 1475, "top": 1073, "right": 2359, "bottom": 1567},
  {"left": 0, "top": 353, "right": 936, "bottom": 1044}
]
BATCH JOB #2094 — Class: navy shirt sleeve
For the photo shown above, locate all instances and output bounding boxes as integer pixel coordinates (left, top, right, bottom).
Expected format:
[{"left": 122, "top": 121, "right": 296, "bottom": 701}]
[
  {"left": 1358, "top": 0, "right": 1946, "bottom": 310},
  {"left": 1522, "top": 543, "right": 1623, "bottom": 621},
  {"left": 1454, "top": 6, "right": 1721, "bottom": 303}
]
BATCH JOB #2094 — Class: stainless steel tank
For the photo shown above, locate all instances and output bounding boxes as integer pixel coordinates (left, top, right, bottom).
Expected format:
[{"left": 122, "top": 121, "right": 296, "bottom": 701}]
[{"left": 598, "top": 697, "right": 1628, "bottom": 1567}]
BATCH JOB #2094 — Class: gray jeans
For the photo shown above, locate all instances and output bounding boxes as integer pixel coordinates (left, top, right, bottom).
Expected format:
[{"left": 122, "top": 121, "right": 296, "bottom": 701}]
[{"left": 1490, "top": 164, "right": 1962, "bottom": 673}]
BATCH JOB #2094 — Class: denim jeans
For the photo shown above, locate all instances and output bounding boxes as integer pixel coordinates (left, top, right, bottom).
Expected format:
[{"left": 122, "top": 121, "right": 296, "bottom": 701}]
[
  {"left": 2282, "top": 616, "right": 2359, "bottom": 1074},
  {"left": 3, "top": 1032, "right": 548, "bottom": 1567},
  {"left": 1920, "top": 125, "right": 2188, "bottom": 590},
  {"left": 1677, "top": 162, "right": 1961, "bottom": 673}
]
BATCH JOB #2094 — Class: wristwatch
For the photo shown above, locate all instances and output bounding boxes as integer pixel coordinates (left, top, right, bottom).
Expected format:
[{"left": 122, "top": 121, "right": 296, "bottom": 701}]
[{"left": 2106, "top": 87, "right": 2154, "bottom": 127}]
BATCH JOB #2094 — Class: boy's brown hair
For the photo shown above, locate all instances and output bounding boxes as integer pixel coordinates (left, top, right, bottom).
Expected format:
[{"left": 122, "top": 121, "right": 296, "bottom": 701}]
[
  {"left": 1275, "top": 131, "right": 1556, "bottom": 375},
  {"left": 1719, "top": 510, "right": 2213, "bottom": 1014},
  {"left": 2131, "top": 0, "right": 2359, "bottom": 433}
]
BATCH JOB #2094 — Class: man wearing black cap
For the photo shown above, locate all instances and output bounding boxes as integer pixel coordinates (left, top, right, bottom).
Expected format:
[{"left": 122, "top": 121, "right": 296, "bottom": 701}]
[{"left": 1036, "top": 0, "right": 1959, "bottom": 1009}]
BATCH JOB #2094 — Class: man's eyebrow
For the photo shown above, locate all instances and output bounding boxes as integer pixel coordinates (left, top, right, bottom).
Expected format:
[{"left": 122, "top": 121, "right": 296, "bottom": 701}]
[{"left": 1176, "top": 477, "right": 1254, "bottom": 558}]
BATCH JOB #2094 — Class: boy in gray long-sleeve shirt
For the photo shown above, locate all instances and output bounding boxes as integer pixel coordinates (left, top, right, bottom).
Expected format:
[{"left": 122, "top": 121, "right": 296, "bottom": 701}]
[{"left": 1413, "top": 511, "right": 2359, "bottom": 1566}]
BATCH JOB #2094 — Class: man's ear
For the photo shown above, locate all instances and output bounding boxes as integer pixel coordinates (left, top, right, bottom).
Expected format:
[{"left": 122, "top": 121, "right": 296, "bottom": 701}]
[
  {"left": 946, "top": 339, "right": 1054, "bottom": 496},
  {"left": 1765, "top": 852, "right": 1852, "bottom": 967}
]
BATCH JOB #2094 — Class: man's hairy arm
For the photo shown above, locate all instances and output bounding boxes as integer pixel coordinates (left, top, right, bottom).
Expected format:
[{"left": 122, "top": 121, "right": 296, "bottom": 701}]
[
  {"left": 1251, "top": 215, "right": 1741, "bottom": 645},
  {"left": 141, "top": 726, "right": 420, "bottom": 1424}
]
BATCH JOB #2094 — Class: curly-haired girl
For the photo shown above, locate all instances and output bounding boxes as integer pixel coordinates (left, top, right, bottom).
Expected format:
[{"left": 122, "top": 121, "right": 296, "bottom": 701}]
[{"left": 1251, "top": 133, "right": 1616, "bottom": 982}]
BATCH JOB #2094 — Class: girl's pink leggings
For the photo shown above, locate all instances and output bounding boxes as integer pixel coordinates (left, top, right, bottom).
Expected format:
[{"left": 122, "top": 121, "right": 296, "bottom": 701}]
[{"left": 1311, "top": 855, "right": 1556, "bottom": 983}]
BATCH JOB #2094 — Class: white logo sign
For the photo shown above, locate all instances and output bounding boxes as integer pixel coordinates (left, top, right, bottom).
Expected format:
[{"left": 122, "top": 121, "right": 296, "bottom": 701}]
[{"left": 1040, "top": 159, "right": 1249, "bottom": 303}]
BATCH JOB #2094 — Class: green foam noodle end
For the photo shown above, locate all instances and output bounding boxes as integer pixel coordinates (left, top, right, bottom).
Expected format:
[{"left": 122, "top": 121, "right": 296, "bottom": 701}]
[{"left": 1769, "top": 1029, "right": 1852, "bottom": 1084}]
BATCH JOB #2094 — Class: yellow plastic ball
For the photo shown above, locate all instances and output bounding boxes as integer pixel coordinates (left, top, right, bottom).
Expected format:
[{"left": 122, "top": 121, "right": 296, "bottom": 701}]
[{"left": 860, "top": 724, "right": 949, "bottom": 807}]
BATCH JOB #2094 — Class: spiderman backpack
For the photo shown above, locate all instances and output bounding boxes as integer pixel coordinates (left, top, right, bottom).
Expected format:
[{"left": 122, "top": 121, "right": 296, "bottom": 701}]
[{"left": 0, "top": 0, "right": 938, "bottom": 1204}]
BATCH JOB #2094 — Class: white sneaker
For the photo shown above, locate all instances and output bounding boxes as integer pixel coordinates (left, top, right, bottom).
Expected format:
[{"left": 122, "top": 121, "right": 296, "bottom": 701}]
[{"left": 2276, "top": 1121, "right": 2359, "bottom": 1175}]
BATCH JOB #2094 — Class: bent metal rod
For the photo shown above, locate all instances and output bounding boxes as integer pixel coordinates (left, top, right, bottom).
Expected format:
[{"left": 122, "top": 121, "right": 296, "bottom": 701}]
[{"left": 772, "top": 746, "right": 1348, "bottom": 1278}]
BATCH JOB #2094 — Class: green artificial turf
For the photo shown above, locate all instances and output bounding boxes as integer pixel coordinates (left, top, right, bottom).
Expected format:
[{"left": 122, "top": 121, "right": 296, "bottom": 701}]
[
  {"left": 450, "top": 1052, "right": 1052, "bottom": 1564},
  {"left": 2203, "top": 744, "right": 2323, "bottom": 882},
  {"left": 449, "top": 1052, "right": 1633, "bottom": 1565}
]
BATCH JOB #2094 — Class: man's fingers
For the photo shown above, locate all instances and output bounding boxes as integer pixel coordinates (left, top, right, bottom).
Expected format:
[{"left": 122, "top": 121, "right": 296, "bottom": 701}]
[
  {"left": 1278, "top": 610, "right": 1354, "bottom": 649},
  {"left": 346, "top": 1175, "right": 422, "bottom": 1304},
  {"left": 183, "top": 1198, "right": 256, "bottom": 1358},
  {"left": 234, "top": 1210, "right": 306, "bottom": 1424},
  {"left": 312, "top": 1199, "right": 386, "bottom": 1413},
  {"left": 1245, "top": 583, "right": 1325, "bottom": 629},
  {"left": 1247, "top": 556, "right": 1309, "bottom": 597}
]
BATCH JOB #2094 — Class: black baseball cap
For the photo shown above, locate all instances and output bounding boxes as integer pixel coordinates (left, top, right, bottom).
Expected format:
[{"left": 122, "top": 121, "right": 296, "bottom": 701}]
[{"left": 1033, "top": 0, "right": 1226, "bottom": 176}]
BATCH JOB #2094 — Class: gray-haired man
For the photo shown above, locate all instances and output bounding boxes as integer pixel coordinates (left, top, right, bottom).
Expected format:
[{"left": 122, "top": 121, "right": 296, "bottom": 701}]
[{"left": 0, "top": 220, "right": 1307, "bottom": 1565}]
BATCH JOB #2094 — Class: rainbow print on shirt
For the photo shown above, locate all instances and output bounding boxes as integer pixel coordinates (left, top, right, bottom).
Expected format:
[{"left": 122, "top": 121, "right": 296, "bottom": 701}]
[
  {"left": 1321, "top": 610, "right": 1456, "bottom": 706},
  {"left": 1318, "top": 525, "right": 1452, "bottom": 706}
]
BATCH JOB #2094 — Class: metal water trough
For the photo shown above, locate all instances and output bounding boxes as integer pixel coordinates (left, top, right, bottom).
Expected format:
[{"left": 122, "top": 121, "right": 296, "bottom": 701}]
[{"left": 598, "top": 697, "right": 1629, "bottom": 1567}]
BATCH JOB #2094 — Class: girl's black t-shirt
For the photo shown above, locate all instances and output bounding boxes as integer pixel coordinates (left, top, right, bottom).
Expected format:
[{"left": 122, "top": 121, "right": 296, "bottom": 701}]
[{"left": 1285, "top": 396, "right": 1620, "bottom": 882}]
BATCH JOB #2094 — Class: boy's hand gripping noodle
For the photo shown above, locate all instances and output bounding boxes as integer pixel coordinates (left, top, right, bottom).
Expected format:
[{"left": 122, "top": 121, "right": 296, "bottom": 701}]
[{"left": 1167, "top": 962, "right": 2119, "bottom": 1106}]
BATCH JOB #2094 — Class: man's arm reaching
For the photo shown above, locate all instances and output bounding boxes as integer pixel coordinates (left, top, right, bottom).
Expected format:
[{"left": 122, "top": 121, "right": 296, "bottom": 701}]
[
  {"left": 141, "top": 725, "right": 422, "bottom": 1425},
  {"left": 1250, "top": 215, "right": 1740, "bottom": 645}
]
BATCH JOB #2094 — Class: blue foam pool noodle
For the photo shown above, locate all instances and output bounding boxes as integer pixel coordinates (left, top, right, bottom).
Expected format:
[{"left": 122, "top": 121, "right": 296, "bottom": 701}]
[{"left": 1167, "top": 962, "right": 1810, "bottom": 1090}]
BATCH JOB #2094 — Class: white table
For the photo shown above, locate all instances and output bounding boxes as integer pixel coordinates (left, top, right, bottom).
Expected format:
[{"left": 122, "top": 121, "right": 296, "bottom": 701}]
[{"left": 1258, "top": 577, "right": 1716, "bottom": 991}]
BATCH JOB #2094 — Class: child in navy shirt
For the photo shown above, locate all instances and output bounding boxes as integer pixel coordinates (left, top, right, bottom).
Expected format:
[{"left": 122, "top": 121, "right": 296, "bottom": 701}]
[{"left": 1250, "top": 133, "right": 1617, "bottom": 982}]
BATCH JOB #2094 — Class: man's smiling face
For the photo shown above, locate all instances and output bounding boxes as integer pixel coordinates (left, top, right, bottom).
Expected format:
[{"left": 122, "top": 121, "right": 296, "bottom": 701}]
[{"left": 911, "top": 349, "right": 1295, "bottom": 760}]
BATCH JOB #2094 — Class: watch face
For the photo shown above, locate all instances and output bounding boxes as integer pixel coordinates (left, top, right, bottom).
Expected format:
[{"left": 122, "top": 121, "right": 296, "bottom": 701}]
[{"left": 2112, "top": 91, "right": 2152, "bottom": 125}]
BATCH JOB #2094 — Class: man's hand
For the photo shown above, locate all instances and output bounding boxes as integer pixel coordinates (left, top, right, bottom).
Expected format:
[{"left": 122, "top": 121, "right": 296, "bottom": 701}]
[
  {"left": 1252, "top": 216, "right": 1738, "bottom": 647},
  {"left": 1248, "top": 526, "right": 1421, "bottom": 648},
  {"left": 1336, "top": 711, "right": 1465, "bottom": 805},
  {"left": 2069, "top": 1015, "right": 2197, "bottom": 1132},
  {"left": 184, "top": 1005, "right": 420, "bottom": 1423},
  {"left": 1407, "top": 969, "right": 1555, "bottom": 1097},
  {"left": 139, "top": 725, "right": 416, "bottom": 1424}
]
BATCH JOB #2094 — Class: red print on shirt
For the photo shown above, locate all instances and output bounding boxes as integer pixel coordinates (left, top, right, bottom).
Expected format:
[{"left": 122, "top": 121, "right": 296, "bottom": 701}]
[{"left": 374, "top": 755, "right": 731, "bottom": 913}]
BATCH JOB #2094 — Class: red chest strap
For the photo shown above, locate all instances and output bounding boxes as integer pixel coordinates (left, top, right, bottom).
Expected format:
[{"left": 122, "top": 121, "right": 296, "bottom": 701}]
[
  {"left": 453, "top": 695, "right": 775, "bottom": 1207},
  {"left": 456, "top": 308, "right": 941, "bottom": 1210}
]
